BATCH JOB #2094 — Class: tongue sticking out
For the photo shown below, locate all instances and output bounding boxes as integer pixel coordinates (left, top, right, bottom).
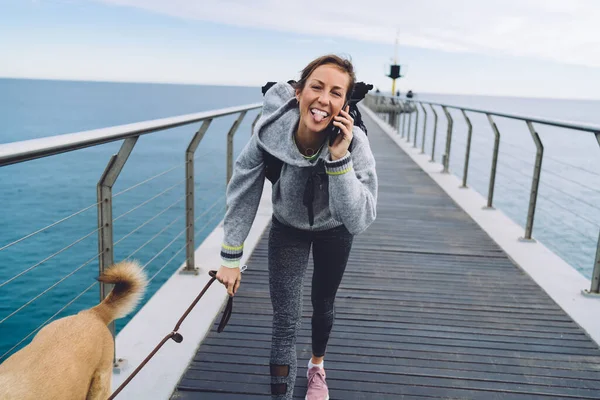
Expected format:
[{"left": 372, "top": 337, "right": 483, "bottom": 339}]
[{"left": 312, "top": 111, "right": 326, "bottom": 123}]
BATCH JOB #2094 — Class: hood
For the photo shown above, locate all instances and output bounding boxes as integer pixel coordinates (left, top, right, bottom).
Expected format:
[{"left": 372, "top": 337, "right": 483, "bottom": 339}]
[{"left": 254, "top": 82, "right": 331, "bottom": 167}]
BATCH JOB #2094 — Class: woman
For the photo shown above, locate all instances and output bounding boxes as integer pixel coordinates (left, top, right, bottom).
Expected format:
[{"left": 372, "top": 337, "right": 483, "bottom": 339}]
[{"left": 216, "top": 54, "right": 378, "bottom": 400}]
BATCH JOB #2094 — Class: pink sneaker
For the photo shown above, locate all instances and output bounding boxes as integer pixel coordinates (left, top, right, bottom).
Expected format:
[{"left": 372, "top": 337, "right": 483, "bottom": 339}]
[{"left": 306, "top": 367, "right": 329, "bottom": 400}]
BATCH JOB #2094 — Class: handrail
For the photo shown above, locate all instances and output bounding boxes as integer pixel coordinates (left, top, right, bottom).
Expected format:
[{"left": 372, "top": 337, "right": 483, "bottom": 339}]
[
  {"left": 0, "top": 103, "right": 262, "bottom": 167},
  {"left": 369, "top": 95, "right": 600, "bottom": 133},
  {"left": 365, "top": 94, "right": 600, "bottom": 295},
  {"left": 415, "top": 99, "right": 600, "bottom": 133}
]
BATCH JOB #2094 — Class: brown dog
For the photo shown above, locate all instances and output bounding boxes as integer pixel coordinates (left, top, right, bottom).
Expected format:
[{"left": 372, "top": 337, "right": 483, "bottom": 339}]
[{"left": 0, "top": 260, "right": 147, "bottom": 400}]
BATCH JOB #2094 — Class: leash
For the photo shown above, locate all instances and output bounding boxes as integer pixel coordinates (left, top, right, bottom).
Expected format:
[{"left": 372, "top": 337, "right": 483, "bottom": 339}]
[{"left": 108, "top": 266, "right": 246, "bottom": 400}]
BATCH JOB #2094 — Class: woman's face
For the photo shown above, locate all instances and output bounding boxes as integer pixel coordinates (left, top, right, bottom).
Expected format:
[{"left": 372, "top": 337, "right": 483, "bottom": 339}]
[{"left": 296, "top": 64, "right": 350, "bottom": 136}]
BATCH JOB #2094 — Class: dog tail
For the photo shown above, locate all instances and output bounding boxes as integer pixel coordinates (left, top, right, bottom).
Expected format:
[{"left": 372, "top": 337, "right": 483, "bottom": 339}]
[{"left": 91, "top": 260, "right": 148, "bottom": 325}]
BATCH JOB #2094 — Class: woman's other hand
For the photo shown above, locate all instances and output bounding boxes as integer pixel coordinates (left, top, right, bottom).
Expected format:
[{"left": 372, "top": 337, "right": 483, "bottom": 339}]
[{"left": 216, "top": 266, "right": 241, "bottom": 296}]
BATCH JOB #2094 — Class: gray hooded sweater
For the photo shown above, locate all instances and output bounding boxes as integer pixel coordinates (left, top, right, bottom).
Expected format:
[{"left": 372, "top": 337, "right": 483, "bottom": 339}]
[{"left": 220, "top": 82, "right": 378, "bottom": 268}]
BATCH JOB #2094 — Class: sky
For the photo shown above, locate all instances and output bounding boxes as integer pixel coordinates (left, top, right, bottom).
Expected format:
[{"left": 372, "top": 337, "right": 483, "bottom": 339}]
[{"left": 1, "top": 0, "right": 600, "bottom": 99}]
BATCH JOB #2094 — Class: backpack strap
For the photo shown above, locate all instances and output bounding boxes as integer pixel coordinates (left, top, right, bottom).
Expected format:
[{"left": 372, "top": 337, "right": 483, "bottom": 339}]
[{"left": 263, "top": 150, "right": 284, "bottom": 185}]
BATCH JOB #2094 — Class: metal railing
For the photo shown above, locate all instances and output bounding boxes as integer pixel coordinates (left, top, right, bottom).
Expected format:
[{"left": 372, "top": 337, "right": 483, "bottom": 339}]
[
  {"left": 365, "top": 94, "right": 600, "bottom": 296},
  {"left": 0, "top": 103, "right": 262, "bottom": 363}
]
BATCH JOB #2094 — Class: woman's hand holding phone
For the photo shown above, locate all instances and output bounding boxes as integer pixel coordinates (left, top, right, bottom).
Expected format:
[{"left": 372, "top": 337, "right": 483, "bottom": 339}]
[{"left": 328, "top": 105, "right": 354, "bottom": 160}]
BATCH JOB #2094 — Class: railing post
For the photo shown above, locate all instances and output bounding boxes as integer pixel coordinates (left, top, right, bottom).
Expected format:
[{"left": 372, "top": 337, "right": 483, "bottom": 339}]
[
  {"left": 407, "top": 106, "right": 413, "bottom": 143},
  {"left": 396, "top": 105, "right": 400, "bottom": 135},
  {"left": 413, "top": 103, "right": 419, "bottom": 148},
  {"left": 461, "top": 110, "right": 473, "bottom": 188},
  {"left": 251, "top": 112, "right": 262, "bottom": 135},
  {"left": 420, "top": 103, "right": 427, "bottom": 154},
  {"left": 403, "top": 105, "right": 409, "bottom": 138},
  {"left": 182, "top": 120, "right": 212, "bottom": 275},
  {"left": 441, "top": 106, "right": 453, "bottom": 173},
  {"left": 584, "top": 132, "right": 600, "bottom": 295},
  {"left": 226, "top": 111, "right": 248, "bottom": 186},
  {"left": 485, "top": 114, "right": 501, "bottom": 209},
  {"left": 401, "top": 108, "right": 406, "bottom": 137},
  {"left": 429, "top": 104, "right": 438, "bottom": 162},
  {"left": 97, "top": 136, "right": 138, "bottom": 370},
  {"left": 521, "top": 121, "right": 544, "bottom": 241},
  {"left": 585, "top": 231, "right": 600, "bottom": 295}
]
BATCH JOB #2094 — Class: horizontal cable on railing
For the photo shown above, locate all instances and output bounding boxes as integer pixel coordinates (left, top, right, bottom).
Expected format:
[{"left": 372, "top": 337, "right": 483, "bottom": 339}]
[
  {"left": 536, "top": 209, "right": 596, "bottom": 242},
  {"left": 146, "top": 198, "right": 227, "bottom": 281},
  {"left": 125, "top": 215, "right": 184, "bottom": 260},
  {"left": 535, "top": 190, "right": 600, "bottom": 229},
  {"left": 194, "top": 205, "right": 226, "bottom": 238},
  {"left": 433, "top": 115, "right": 600, "bottom": 184},
  {"left": 443, "top": 148, "right": 599, "bottom": 240},
  {"left": 114, "top": 163, "right": 185, "bottom": 198},
  {"left": 141, "top": 195, "right": 227, "bottom": 271},
  {"left": 194, "top": 195, "right": 226, "bottom": 223},
  {"left": 1, "top": 151, "right": 221, "bottom": 254},
  {"left": 535, "top": 167, "right": 600, "bottom": 196},
  {"left": 453, "top": 153, "right": 593, "bottom": 239},
  {"left": 0, "top": 282, "right": 98, "bottom": 363},
  {"left": 488, "top": 152, "right": 600, "bottom": 205},
  {"left": 193, "top": 148, "right": 219, "bottom": 161},
  {"left": 141, "top": 227, "right": 187, "bottom": 271},
  {"left": 480, "top": 161, "right": 600, "bottom": 234},
  {"left": 537, "top": 178, "right": 600, "bottom": 214},
  {"left": 446, "top": 138, "right": 499, "bottom": 168},
  {"left": 0, "top": 201, "right": 100, "bottom": 254},
  {"left": 540, "top": 155, "right": 600, "bottom": 179},
  {"left": 449, "top": 134, "right": 528, "bottom": 158},
  {"left": 450, "top": 139, "right": 600, "bottom": 213},
  {"left": 113, "top": 180, "right": 186, "bottom": 222},
  {"left": 113, "top": 146, "right": 221, "bottom": 201},
  {"left": 472, "top": 135, "right": 600, "bottom": 179},
  {"left": 147, "top": 243, "right": 187, "bottom": 284},
  {"left": 489, "top": 173, "right": 598, "bottom": 241},
  {"left": 114, "top": 196, "right": 186, "bottom": 246},
  {"left": 0, "top": 227, "right": 100, "bottom": 289},
  {"left": 0, "top": 252, "right": 101, "bottom": 325}
]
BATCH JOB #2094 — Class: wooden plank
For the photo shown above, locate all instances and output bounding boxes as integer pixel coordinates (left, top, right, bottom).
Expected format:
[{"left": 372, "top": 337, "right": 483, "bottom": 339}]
[
  {"left": 194, "top": 345, "right": 600, "bottom": 374},
  {"left": 170, "top": 112, "right": 600, "bottom": 399},
  {"left": 192, "top": 351, "right": 600, "bottom": 381},
  {"left": 183, "top": 364, "right": 600, "bottom": 391}
]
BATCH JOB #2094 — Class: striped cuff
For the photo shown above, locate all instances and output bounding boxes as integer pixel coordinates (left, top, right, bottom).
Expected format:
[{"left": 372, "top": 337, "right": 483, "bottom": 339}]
[
  {"left": 326, "top": 153, "right": 353, "bottom": 176},
  {"left": 221, "top": 243, "right": 243, "bottom": 269},
  {"left": 221, "top": 259, "right": 241, "bottom": 269}
]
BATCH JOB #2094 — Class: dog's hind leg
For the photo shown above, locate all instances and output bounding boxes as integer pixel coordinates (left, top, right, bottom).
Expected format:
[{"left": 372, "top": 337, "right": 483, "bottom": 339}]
[
  {"left": 87, "top": 329, "right": 115, "bottom": 400},
  {"left": 86, "top": 367, "right": 112, "bottom": 400}
]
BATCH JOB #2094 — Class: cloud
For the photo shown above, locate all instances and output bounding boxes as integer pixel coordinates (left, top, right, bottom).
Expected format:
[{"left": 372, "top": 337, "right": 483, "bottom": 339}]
[
  {"left": 92, "top": 0, "right": 600, "bottom": 68},
  {"left": 289, "top": 38, "right": 338, "bottom": 45}
]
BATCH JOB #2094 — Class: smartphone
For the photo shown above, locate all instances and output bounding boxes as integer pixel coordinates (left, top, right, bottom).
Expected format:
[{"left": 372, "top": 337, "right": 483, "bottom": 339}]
[{"left": 327, "top": 101, "right": 348, "bottom": 146}]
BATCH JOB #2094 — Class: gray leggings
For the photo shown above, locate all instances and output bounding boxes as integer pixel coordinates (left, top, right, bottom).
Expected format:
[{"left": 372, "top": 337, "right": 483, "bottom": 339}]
[{"left": 268, "top": 216, "right": 354, "bottom": 399}]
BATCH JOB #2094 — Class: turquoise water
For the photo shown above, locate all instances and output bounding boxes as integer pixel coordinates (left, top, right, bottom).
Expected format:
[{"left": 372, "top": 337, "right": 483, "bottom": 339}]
[
  {"left": 0, "top": 78, "right": 262, "bottom": 360},
  {"left": 1, "top": 79, "right": 599, "bottom": 361}
]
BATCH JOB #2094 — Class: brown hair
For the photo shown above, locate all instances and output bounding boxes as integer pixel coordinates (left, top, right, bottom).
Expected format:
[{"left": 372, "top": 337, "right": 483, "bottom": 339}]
[{"left": 294, "top": 54, "right": 356, "bottom": 101}]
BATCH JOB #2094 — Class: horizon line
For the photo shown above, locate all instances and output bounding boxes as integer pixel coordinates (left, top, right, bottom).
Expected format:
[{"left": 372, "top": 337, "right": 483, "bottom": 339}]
[{"left": 1, "top": 75, "right": 599, "bottom": 102}]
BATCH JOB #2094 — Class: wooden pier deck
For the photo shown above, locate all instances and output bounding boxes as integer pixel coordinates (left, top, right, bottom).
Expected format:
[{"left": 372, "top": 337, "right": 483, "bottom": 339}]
[{"left": 170, "top": 113, "right": 600, "bottom": 399}]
